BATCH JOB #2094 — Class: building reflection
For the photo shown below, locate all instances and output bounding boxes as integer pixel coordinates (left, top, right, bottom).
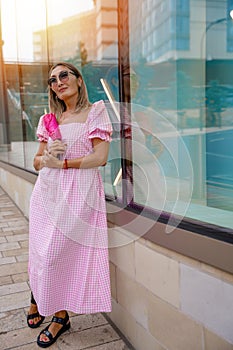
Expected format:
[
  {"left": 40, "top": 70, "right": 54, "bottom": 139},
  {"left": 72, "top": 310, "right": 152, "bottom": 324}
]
[{"left": 1, "top": 0, "right": 233, "bottom": 214}]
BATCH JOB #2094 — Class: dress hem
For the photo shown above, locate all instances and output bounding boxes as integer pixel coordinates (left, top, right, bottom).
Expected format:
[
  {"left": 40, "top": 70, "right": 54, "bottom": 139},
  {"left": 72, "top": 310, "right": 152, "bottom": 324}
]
[{"left": 38, "top": 307, "right": 112, "bottom": 317}]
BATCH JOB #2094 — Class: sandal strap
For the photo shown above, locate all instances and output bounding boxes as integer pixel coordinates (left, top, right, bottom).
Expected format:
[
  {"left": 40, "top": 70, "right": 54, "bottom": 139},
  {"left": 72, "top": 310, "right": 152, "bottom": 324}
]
[
  {"left": 27, "top": 311, "right": 40, "bottom": 320},
  {"left": 51, "top": 312, "right": 69, "bottom": 325},
  {"left": 42, "top": 329, "right": 53, "bottom": 341}
]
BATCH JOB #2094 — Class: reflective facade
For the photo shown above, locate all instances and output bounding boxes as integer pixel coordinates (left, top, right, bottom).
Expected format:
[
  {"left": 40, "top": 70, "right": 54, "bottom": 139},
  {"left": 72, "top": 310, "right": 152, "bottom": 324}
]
[{"left": 0, "top": 0, "right": 233, "bottom": 237}]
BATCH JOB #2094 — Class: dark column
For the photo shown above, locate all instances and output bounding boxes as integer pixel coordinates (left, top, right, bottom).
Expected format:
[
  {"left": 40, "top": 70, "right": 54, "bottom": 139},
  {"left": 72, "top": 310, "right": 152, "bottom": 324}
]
[
  {"left": 0, "top": 0, "right": 10, "bottom": 147},
  {"left": 118, "top": 0, "right": 133, "bottom": 206}
]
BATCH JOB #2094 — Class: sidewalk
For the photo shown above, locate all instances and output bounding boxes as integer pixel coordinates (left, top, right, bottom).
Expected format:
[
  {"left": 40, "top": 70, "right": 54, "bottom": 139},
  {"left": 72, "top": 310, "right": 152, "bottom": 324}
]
[{"left": 0, "top": 187, "right": 131, "bottom": 350}]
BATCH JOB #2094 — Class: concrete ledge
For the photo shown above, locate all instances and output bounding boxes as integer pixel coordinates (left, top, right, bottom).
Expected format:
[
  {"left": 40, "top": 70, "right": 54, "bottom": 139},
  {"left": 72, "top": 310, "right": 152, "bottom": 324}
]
[{"left": 0, "top": 161, "right": 37, "bottom": 185}]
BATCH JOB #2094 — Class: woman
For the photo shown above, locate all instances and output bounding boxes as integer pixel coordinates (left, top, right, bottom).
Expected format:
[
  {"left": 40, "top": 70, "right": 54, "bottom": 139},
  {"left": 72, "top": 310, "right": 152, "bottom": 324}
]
[{"left": 27, "top": 62, "right": 112, "bottom": 348}]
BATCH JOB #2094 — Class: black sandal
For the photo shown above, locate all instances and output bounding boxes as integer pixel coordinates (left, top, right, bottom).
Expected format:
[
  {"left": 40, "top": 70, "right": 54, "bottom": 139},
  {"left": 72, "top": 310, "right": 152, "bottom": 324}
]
[
  {"left": 37, "top": 311, "right": 70, "bottom": 348},
  {"left": 27, "top": 292, "right": 45, "bottom": 329}
]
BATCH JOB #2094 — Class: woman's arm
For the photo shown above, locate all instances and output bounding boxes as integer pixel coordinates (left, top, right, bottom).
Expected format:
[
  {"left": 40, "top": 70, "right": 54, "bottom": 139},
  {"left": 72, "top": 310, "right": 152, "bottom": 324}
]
[
  {"left": 68, "top": 138, "right": 109, "bottom": 169},
  {"left": 42, "top": 138, "right": 110, "bottom": 169},
  {"left": 33, "top": 142, "right": 47, "bottom": 171}
]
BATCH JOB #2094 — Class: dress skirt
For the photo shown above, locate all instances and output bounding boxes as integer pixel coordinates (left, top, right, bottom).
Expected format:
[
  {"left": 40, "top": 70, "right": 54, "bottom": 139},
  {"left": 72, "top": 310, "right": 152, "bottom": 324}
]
[{"left": 28, "top": 100, "right": 112, "bottom": 316}]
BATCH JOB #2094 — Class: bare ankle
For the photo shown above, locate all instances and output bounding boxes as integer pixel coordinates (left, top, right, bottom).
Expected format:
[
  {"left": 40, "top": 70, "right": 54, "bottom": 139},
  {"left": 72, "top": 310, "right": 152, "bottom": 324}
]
[{"left": 55, "top": 310, "right": 67, "bottom": 318}]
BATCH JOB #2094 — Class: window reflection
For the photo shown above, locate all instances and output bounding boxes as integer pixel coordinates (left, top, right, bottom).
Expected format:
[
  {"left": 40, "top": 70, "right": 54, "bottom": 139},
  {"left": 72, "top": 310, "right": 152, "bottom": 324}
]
[
  {"left": 0, "top": 0, "right": 233, "bottom": 231},
  {"left": 127, "top": 0, "right": 233, "bottom": 229},
  {"left": 0, "top": 0, "right": 119, "bottom": 174}
]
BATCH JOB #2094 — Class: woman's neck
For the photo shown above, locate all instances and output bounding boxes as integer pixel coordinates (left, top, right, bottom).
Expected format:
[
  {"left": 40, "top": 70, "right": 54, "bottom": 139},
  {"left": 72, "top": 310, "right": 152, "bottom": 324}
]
[
  {"left": 59, "top": 106, "right": 91, "bottom": 124},
  {"left": 65, "top": 108, "right": 77, "bottom": 114},
  {"left": 64, "top": 100, "right": 77, "bottom": 113}
]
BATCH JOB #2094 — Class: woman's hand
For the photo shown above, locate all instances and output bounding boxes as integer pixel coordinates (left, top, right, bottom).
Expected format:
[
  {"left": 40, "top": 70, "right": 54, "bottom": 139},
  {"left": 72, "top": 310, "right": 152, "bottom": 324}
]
[
  {"left": 48, "top": 140, "right": 67, "bottom": 158},
  {"left": 41, "top": 150, "right": 63, "bottom": 169}
]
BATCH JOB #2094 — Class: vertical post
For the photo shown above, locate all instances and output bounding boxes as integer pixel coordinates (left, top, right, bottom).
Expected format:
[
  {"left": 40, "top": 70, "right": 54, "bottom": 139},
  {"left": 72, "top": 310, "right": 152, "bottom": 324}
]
[
  {"left": 0, "top": 0, "right": 10, "bottom": 147},
  {"left": 117, "top": 0, "right": 133, "bottom": 206},
  {"left": 45, "top": 0, "right": 51, "bottom": 66}
]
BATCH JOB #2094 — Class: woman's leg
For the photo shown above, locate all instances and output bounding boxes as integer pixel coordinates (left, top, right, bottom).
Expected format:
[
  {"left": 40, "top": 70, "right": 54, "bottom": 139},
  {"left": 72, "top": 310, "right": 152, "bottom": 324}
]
[
  {"left": 38, "top": 310, "right": 66, "bottom": 342},
  {"left": 27, "top": 292, "right": 45, "bottom": 328},
  {"left": 37, "top": 310, "right": 70, "bottom": 347}
]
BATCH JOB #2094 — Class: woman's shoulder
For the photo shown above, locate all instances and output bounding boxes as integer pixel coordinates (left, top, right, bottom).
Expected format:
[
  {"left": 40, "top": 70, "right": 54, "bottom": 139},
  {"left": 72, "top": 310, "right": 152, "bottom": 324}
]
[
  {"left": 88, "top": 100, "right": 105, "bottom": 117},
  {"left": 91, "top": 99, "right": 105, "bottom": 109}
]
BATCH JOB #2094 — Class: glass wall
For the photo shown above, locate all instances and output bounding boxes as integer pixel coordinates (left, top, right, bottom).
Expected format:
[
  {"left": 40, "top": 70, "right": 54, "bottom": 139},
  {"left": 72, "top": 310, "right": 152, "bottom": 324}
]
[
  {"left": 0, "top": 0, "right": 233, "bottom": 237},
  {"left": 125, "top": 0, "right": 233, "bottom": 233},
  {"left": 0, "top": 0, "right": 119, "bottom": 172}
]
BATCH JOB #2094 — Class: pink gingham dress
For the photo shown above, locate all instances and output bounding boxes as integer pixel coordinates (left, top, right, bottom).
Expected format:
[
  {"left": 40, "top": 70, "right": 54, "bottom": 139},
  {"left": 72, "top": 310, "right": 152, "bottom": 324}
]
[{"left": 28, "top": 100, "right": 112, "bottom": 316}]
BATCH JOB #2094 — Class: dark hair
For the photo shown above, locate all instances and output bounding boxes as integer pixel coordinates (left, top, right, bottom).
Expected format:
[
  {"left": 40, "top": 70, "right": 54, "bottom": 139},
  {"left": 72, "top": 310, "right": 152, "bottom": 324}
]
[{"left": 48, "top": 62, "right": 91, "bottom": 116}]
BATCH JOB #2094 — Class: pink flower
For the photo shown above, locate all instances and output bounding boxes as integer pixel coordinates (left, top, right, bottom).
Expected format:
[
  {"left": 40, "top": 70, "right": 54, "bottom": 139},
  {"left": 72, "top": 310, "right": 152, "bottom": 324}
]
[{"left": 43, "top": 113, "right": 62, "bottom": 140}]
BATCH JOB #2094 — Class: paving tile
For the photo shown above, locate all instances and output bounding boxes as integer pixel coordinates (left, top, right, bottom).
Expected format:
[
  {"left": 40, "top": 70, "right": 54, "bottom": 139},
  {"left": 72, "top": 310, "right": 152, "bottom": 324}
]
[
  {"left": 0, "top": 322, "right": 42, "bottom": 349},
  {"left": 0, "top": 210, "right": 20, "bottom": 216},
  {"left": 0, "top": 203, "right": 14, "bottom": 208},
  {"left": 0, "top": 282, "right": 28, "bottom": 297},
  {"left": 0, "top": 201, "right": 14, "bottom": 207},
  {"left": 3, "top": 214, "right": 26, "bottom": 220},
  {"left": 0, "top": 242, "right": 20, "bottom": 252},
  {"left": 0, "top": 275, "right": 12, "bottom": 286},
  {"left": 0, "top": 290, "right": 30, "bottom": 312},
  {"left": 16, "top": 254, "right": 29, "bottom": 262},
  {"left": 13, "top": 228, "right": 29, "bottom": 235},
  {"left": 57, "top": 324, "right": 120, "bottom": 349},
  {"left": 20, "top": 240, "right": 29, "bottom": 249},
  {"left": 6, "top": 234, "right": 29, "bottom": 242},
  {"left": 0, "top": 261, "right": 28, "bottom": 277},
  {"left": 69, "top": 313, "right": 108, "bottom": 332},
  {"left": 90, "top": 340, "right": 131, "bottom": 349},
  {"left": 0, "top": 256, "right": 16, "bottom": 265},
  {"left": 0, "top": 222, "right": 9, "bottom": 228},
  {"left": 6, "top": 219, "right": 28, "bottom": 228},
  {"left": 0, "top": 230, "right": 14, "bottom": 237},
  {"left": 0, "top": 308, "right": 27, "bottom": 332},
  {"left": 3, "top": 247, "right": 28, "bottom": 258},
  {"left": 2, "top": 225, "right": 29, "bottom": 232},
  {"left": 0, "top": 237, "right": 7, "bottom": 244},
  {"left": 12, "top": 272, "right": 29, "bottom": 284},
  {"left": 0, "top": 217, "right": 25, "bottom": 223},
  {"left": 8, "top": 342, "right": 60, "bottom": 350}
]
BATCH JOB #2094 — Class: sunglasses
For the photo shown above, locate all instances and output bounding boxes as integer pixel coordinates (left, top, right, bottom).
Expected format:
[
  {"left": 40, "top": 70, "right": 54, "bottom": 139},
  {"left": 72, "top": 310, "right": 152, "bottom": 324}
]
[{"left": 48, "top": 70, "right": 77, "bottom": 87}]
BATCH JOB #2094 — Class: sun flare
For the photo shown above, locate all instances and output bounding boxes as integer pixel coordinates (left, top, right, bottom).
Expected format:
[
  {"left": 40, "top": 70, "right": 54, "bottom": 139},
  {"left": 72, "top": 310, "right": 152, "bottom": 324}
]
[{"left": 0, "top": 0, "right": 94, "bottom": 60}]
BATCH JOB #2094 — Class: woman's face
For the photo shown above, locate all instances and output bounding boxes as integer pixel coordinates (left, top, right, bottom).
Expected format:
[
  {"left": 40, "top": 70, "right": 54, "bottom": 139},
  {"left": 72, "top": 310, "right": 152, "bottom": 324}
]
[{"left": 49, "top": 65, "right": 82, "bottom": 101}]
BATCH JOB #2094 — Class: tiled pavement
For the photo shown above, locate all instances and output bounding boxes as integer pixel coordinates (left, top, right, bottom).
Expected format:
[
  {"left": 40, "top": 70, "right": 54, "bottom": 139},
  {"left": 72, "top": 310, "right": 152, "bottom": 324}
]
[{"left": 0, "top": 187, "right": 131, "bottom": 350}]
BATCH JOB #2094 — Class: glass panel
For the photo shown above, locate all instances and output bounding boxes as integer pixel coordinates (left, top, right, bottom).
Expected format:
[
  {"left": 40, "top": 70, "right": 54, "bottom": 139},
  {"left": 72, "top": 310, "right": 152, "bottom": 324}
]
[
  {"left": 0, "top": 0, "right": 48, "bottom": 169},
  {"left": 0, "top": 0, "right": 120, "bottom": 202},
  {"left": 45, "top": 0, "right": 120, "bottom": 199},
  {"left": 128, "top": 0, "right": 233, "bottom": 231},
  {"left": 1, "top": 0, "right": 233, "bottom": 233}
]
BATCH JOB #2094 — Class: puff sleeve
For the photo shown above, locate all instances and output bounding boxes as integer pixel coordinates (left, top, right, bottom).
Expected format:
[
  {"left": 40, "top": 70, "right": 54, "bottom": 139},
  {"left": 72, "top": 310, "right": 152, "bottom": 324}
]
[
  {"left": 36, "top": 115, "right": 49, "bottom": 142},
  {"left": 88, "top": 100, "right": 112, "bottom": 142}
]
